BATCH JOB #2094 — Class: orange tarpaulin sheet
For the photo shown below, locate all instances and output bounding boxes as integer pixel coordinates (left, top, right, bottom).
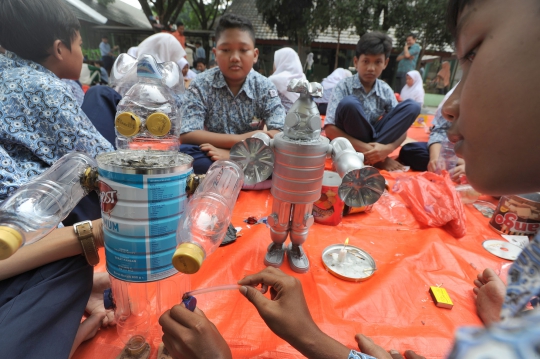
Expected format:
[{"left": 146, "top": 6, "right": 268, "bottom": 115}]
[
  {"left": 75, "top": 114, "right": 510, "bottom": 359},
  {"left": 75, "top": 175, "right": 508, "bottom": 359}
]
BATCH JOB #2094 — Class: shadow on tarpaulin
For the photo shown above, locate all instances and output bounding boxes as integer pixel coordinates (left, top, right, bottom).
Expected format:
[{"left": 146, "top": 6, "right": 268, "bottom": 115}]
[{"left": 75, "top": 167, "right": 509, "bottom": 359}]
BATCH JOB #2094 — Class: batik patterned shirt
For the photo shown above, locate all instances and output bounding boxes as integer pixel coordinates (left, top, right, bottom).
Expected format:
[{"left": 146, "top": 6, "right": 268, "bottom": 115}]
[
  {"left": 180, "top": 67, "right": 285, "bottom": 135},
  {"left": 325, "top": 76, "right": 397, "bottom": 127},
  {"left": 0, "top": 51, "right": 113, "bottom": 199},
  {"left": 349, "top": 350, "right": 376, "bottom": 359},
  {"left": 427, "top": 106, "right": 452, "bottom": 147}
]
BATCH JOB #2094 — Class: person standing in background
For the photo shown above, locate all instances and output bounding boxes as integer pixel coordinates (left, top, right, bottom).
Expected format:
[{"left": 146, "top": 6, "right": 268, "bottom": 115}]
[
  {"left": 195, "top": 41, "right": 206, "bottom": 61},
  {"left": 172, "top": 21, "right": 186, "bottom": 49},
  {"left": 99, "top": 36, "right": 117, "bottom": 75},
  {"left": 433, "top": 61, "right": 451, "bottom": 94},
  {"left": 394, "top": 33, "right": 421, "bottom": 92}
]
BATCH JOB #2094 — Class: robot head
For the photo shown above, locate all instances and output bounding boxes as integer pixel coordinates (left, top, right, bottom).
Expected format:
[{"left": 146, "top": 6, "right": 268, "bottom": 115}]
[
  {"left": 283, "top": 79, "right": 324, "bottom": 141},
  {"left": 114, "top": 54, "right": 182, "bottom": 151}
]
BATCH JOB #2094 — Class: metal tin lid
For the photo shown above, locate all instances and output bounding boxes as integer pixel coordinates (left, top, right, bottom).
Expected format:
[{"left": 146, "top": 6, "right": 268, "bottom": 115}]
[
  {"left": 322, "top": 243, "right": 377, "bottom": 282},
  {"left": 339, "top": 166, "right": 386, "bottom": 208},
  {"left": 0, "top": 226, "right": 23, "bottom": 260},
  {"left": 230, "top": 137, "right": 274, "bottom": 185},
  {"left": 96, "top": 150, "right": 193, "bottom": 174},
  {"left": 146, "top": 113, "right": 172, "bottom": 137},
  {"left": 172, "top": 243, "right": 205, "bottom": 274},
  {"left": 115, "top": 112, "right": 141, "bottom": 137}
]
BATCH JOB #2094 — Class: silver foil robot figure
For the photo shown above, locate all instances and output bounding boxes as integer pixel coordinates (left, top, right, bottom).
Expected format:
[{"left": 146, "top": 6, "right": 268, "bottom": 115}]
[{"left": 230, "top": 79, "right": 385, "bottom": 273}]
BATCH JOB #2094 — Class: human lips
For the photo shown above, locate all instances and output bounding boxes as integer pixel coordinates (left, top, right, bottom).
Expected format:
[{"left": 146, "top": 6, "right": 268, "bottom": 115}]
[
  {"left": 447, "top": 133, "right": 464, "bottom": 157},
  {"left": 229, "top": 65, "right": 242, "bottom": 71}
]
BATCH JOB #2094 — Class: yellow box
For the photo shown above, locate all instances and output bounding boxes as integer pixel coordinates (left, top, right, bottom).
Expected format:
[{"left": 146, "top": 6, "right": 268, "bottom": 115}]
[{"left": 429, "top": 286, "right": 454, "bottom": 309}]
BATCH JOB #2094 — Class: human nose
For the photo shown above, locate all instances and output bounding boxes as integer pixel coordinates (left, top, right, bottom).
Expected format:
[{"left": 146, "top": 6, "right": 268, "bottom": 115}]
[
  {"left": 441, "top": 82, "right": 461, "bottom": 123},
  {"left": 230, "top": 50, "right": 240, "bottom": 62}
]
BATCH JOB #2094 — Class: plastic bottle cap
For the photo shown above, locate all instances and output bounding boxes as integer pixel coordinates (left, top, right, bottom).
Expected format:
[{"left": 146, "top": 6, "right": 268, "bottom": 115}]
[
  {"left": 0, "top": 226, "right": 23, "bottom": 260},
  {"left": 172, "top": 243, "right": 204, "bottom": 274},
  {"left": 115, "top": 112, "right": 141, "bottom": 137},
  {"left": 146, "top": 113, "right": 172, "bottom": 137}
]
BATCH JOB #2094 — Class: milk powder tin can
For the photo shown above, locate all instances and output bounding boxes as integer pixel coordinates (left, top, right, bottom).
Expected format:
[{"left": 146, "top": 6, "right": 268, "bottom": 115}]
[
  {"left": 313, "top": 171, "right": 344, "bottom": 226},
  {"left": 489, "top": 193, "right": 540, "bottom": 239},
  {"left": 96, "top": 150, "right": 193, "bottom": 282}
]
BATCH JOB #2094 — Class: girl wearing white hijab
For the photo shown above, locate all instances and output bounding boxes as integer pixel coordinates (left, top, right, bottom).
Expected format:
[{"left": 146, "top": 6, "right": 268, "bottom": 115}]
[
  {"left": 177, "top": 58, "right": 197, "bottom": 81},
  {"left": 400, "top": 70, "right": 425, "bottom": 107},
  {"left": 315, "top": 68, "right": 353, "bottom": 114},
  {"left": 268, "top": 47, "right": 306, "bottom": 111},
  {"left": 137, "top": 33, "right": 186, "bottom": 64}
]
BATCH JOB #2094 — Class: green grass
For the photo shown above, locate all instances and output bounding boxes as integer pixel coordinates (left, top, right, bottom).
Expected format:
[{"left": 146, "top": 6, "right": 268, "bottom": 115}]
[{"left": 424, "top": 93, "right": 445, "bottom": 108}]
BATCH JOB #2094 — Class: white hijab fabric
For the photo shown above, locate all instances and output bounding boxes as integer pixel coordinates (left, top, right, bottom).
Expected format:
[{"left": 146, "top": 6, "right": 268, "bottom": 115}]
[
  {"left": 321, "top": 68, "right": 352, "bottom": 91},
  {"left": 268, "top": 47, "right": 306, "bottom": 103},
  {"left": 137, "top": 33, "right": 186, "bottom": 64},
  {"left": 400, "top": 70, "right": 425, "bottom": 106},
  {"left": 127, "top": 47, "right": 138, "bottom": 58},
  {"left": 177, "top": 58, "right": 197, "bottom": 80}
]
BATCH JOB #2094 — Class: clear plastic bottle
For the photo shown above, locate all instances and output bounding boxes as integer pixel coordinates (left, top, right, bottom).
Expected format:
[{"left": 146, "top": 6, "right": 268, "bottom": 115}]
[
  {"left": 436, "top": 137, "right": 459, "bottom": 174},
  {"left": 114, "top": 54, "right": 181, "bottom": 153},
  {"left": 172, "top": 160, "right": 244, "bottom": 274},
  {"left": 0, "top": 152, "right": 97, "bottom": 259},
  {"left": 109, "top": 277, "right": 151, "bottom": 355}
]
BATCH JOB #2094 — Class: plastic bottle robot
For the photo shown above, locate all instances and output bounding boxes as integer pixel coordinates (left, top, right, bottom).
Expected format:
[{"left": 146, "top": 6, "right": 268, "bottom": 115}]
[{"left": 230, "top": 79, "right": 385, "bottom": 273}]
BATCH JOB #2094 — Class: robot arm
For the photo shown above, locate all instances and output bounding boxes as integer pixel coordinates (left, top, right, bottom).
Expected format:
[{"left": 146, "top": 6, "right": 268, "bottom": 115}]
[{"left": 329, "top": 138, "right": 386, "bottom": 208}]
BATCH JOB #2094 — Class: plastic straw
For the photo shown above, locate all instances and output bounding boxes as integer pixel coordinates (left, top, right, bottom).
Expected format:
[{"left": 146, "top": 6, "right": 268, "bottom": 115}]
[{"left": 183, "top": 284, "right": 241, "bottom": 299}]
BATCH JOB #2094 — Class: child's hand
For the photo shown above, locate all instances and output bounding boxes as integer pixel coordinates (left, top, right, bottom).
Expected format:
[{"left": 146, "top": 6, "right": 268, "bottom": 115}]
[
  {"left": 450, "top": 164, "right": 466, "bottom": 182},
  {"left": 365, "top": 143, "right": 393, "bottom": 164},
  {"left": 200, "top": 144, "right": 230, "bottom": 161}
]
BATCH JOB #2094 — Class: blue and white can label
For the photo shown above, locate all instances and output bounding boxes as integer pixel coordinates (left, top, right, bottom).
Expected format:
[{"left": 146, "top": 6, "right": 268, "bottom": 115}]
[{"left": 98, "top": 166, "right": 192, "bottom": 282}]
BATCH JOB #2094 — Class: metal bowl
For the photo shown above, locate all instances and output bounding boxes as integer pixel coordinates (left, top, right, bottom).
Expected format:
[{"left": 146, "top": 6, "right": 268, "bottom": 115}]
[{"left": 322, "top": 244, "right": 377, "bottom": 282}]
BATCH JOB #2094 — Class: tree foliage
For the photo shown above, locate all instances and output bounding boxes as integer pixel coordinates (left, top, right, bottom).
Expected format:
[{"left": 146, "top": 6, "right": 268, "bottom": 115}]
[
  {"left": 255, "top": 0, "right": 316, "bottom": 60},
  {"left": 313, "top": 0, "right": 356, "bottom": 69},
  {"left": 136, "top": 0, "right": 188, "bottom": 32},
  {"left": 257, "top": 0, "right": 451, "bottom": 63}
]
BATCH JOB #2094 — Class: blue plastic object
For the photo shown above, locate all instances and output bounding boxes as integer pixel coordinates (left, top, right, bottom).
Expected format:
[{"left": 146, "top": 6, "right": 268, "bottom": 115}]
[{"left": 182, "top": 295, "right": 197, "bottom": 312}]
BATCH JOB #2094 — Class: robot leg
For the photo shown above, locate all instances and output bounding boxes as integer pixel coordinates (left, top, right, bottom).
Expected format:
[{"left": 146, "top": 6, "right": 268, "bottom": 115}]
[
  {"left": 265, "top": 198, "right": 292, "bottom": 268},
  {"left": 287, "top": 203, "right": 314, "bottom": 273}
]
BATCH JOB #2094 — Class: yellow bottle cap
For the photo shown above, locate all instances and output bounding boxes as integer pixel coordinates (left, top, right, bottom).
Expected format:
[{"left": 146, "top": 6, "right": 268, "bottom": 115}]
[
  {"left": 115, "top": 112, "right": 141, "bottom": 137},
  {"left": 172, "top": 243, "right": 204, "bottom": 274},
  {"left": 146, "top": 113, "right": 172, "bottom": 137},
  {"left": 0, "top": 226, "right": 23, "bottom": 260}
]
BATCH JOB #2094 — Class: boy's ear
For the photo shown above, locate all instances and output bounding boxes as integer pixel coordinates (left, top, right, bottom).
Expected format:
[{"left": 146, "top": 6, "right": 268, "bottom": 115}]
[
  {"left": 353, "top": 56, "right": 359, "bottom": 66},
  {"left": 383, "top": 57, "right": 389, "bottom": 69},
  {"left": 253, "top": 48, "right": 259, "bottom": 63},
  {"left": 50, "top": 40, "right": 65, "bottom": 62}
]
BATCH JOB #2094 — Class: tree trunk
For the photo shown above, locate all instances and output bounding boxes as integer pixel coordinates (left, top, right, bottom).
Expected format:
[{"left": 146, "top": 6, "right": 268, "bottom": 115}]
[
  {"left": 297, "top": 37, "right": 305, "bottom": 65},
  {"left": 416, "top": 30, "right": 428, "bottom": 71},
  {"left": 334, "top": 30, "right": 341, "bottom": 70}
]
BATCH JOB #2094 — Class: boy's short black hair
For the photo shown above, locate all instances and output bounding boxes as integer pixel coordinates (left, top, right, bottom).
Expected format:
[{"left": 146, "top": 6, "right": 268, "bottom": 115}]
[
  {"left": 176, "top": 21, "right": 184, "bottom": 27},
  {"left": 195, "top": 41, "right": 202, "bottom": 45},
  {"left": 215, "top": 13, "right": 255, "bottom": 44},
  {"left": 355, "top": 32, "right": 393, "bottom": 59},
  {"left": 208, "top": 59, "right": 217, "bottom": 67},
  {"left": 0, "top": 0, "right": 80, "bottom": 63},
  {"left": 102, "top": 36, "right": 108, "bottom": 40},
  {"left": 407, "top": 33, "right": 417, "bottom": 39},
  {"left": 194, "top": 58, "right": 206, "bottom": 66},
  {"left": 447, "top": 0, "right": 475, "bottom": 37}
]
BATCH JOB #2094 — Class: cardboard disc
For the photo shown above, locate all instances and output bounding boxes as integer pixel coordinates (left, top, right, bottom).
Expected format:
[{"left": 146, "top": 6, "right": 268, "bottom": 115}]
[{"left": 482, "top": 239, "right": 523, "bottom": 261}]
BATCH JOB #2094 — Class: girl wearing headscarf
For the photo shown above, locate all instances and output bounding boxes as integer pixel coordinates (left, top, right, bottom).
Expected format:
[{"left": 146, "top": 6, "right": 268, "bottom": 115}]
[
  {"left": 268, "top": 47, "right": 306, "bottom": 112},
  {"left": 177, "top": 57, "right": 197, "bottom": 86},
  {"left": 400, "top": 70, "right": 425, "bottom": 107},
  {"left": 315, "top": 68, "right": 353, "bottom": 115},
  {"left": 434, "top": 61, "right": 451, "bottom": 94},
  {"left": 137, "top": 33, "right": 186, "bottom": 64}
]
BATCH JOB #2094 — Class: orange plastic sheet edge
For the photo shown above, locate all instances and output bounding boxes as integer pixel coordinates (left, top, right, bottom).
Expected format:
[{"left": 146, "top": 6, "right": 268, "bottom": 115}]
[{"left": 76, "top": 172, "right": 508, "bottom": 359}]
